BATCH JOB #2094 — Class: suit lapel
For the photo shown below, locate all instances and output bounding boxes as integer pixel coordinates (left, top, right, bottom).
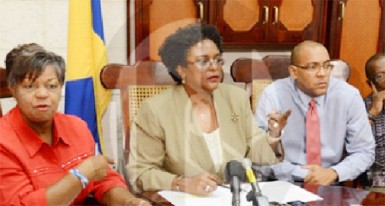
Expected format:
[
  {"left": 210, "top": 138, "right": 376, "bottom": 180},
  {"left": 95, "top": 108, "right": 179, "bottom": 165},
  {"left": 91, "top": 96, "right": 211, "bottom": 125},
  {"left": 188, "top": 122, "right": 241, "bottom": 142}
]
[
  {"left": 174, "top": 86, "right": 215, "bottom": 173},
  {"left": 213, "top": 87, "right": 245, "bottom": 167}
]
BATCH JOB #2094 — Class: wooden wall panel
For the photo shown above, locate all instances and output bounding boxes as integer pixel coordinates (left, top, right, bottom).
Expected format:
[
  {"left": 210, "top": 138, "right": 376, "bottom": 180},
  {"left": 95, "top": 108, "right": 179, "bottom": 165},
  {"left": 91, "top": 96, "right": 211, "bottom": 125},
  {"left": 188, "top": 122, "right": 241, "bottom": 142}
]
[
  {"left": 279, "top": 0, "right": 313, "bottom": 31},
  {"left": 340, "top": 0, "right": 381, "bottom": 97},
  {"left": 149, "top": 0, "right": 197, "bottom": 60},
  {"left": 223, "top": 0, "right": 260, "bottom": 31}
]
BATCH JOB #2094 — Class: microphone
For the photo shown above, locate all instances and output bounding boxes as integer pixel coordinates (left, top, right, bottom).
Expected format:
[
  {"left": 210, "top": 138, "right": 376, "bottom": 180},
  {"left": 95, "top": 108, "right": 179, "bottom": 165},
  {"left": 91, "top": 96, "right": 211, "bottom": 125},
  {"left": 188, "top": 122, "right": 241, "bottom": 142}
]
[
  {"left": 242, "top": 158, "right": 269, "bottom": 206},
  {"left": 242, "top": 158, "right": 262, "bottom": 196},
  {"left": 225, "top": 160, "right": 244, "bottom": 206}
]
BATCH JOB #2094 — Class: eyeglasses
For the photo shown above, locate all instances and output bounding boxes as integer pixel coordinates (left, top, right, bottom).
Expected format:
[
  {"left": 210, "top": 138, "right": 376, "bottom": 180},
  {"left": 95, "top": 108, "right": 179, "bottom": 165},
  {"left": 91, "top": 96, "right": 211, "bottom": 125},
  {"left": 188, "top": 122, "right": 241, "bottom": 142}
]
[
  {"left": 187, "top": 57, "right": 225, "bottom": 70},
  {"left": 293, "top": 61, "right": 334, "bottom": 73},
  {"left": 374, "top": 72, "right": 385, "bottom": 82}
]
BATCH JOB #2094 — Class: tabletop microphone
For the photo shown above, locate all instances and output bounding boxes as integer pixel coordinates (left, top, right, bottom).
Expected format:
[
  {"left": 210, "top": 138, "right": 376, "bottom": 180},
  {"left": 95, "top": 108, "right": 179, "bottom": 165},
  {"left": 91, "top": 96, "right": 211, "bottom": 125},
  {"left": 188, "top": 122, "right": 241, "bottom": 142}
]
[
  {"left": 225, "top": 160, "right": 244, "bottom": 206},
  {"left": 242, "top": 158, "right": 269, "bottom": 206}
]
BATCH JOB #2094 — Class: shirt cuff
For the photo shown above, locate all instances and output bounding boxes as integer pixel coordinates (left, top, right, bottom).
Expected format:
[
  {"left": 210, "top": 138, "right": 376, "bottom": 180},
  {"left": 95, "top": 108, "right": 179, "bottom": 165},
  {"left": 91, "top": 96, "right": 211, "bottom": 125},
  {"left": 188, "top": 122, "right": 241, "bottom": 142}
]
[
  {"left": 330, "top": 166, "right": 343, "bottom": 182},
  {"left": 271, "top": 162, "right": 306, "bottom": 182},
  {"left": 292, "top": 166, "right": 309, "bottom": 181}
]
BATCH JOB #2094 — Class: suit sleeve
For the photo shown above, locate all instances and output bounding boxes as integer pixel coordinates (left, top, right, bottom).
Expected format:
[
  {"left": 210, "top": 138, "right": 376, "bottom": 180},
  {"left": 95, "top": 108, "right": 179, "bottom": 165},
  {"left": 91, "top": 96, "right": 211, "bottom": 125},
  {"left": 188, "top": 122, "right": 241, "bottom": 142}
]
[
  {"left": 240, "top": 88, "right": 282, "bottom": 165},
  {"left": 127, "top": 101, "right": 176, "bottom": 192}
]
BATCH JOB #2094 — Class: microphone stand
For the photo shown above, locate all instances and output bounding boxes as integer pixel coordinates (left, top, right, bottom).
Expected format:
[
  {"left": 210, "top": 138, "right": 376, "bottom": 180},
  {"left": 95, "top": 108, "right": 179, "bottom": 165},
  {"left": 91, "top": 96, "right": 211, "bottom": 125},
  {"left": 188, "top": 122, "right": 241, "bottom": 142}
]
[
  {"left": 246, "top": 190, "right": 269, "bottom": 206},
  {"left": 242, "top": 159, "right": 269, "bottom": 206},
  {"left": 231, "top": 176, "right": 241, "bottom": 206}
]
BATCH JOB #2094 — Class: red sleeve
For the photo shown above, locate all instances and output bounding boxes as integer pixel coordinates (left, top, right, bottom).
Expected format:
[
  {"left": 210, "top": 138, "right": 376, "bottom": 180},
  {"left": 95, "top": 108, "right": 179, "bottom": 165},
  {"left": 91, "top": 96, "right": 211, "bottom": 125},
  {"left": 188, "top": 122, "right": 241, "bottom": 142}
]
[
  {"left": 0, "top": 148, "right": 48, "bottom": 206},
  {"left": 92, "top": 167, "right": 128, "bottom": 202}
]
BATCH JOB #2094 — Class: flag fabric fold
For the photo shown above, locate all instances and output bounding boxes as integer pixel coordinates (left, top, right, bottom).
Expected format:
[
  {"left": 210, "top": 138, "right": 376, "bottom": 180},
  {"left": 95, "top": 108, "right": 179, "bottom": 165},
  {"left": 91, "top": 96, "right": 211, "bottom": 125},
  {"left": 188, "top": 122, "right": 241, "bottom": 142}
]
[{"left": 65, "top": 0, "right": 111, "bottom": 154}]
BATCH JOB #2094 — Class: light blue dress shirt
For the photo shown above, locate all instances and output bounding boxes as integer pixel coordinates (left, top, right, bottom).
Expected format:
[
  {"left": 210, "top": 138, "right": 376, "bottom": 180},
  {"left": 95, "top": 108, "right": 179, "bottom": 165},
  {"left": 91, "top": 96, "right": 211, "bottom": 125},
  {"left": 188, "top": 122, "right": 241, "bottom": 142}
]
[{"left": 255, "top": 77, "right": 375, "bottom": 182}]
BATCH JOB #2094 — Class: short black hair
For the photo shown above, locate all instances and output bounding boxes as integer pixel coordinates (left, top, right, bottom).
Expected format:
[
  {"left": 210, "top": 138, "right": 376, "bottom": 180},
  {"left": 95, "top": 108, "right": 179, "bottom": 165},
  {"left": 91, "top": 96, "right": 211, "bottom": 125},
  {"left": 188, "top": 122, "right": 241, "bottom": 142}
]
[
  {"left": 365, "top": 53, "right": 385, "bottom": 81},
  {"left": 158, "top": 23, "right": 223, "bottom": 83}
]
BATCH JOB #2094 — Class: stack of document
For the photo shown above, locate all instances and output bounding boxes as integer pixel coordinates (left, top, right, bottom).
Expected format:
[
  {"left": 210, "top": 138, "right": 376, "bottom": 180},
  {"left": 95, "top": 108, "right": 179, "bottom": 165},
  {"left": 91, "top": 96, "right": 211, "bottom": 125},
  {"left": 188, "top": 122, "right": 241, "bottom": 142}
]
[{"left": 158, "top": 180, "right": 323, "bottom": 206}]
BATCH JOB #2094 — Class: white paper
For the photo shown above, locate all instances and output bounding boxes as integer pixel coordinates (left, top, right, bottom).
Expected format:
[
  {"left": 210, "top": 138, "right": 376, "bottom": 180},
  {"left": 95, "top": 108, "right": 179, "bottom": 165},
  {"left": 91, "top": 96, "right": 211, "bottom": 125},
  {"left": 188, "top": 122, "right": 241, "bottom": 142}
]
[
  {"left": 158, "top": 181, "right": 323, "bottom": 206},
  {"left": 259, "top": 181, "right": 323, "bottom": 203}
]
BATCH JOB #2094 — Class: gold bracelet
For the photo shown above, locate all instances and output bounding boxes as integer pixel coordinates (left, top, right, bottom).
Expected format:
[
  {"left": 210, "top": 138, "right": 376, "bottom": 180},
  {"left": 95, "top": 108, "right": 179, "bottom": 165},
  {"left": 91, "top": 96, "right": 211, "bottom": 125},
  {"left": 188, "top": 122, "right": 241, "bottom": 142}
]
[{"left": 175, "top": 175, "right": 184, "bottom": 192}]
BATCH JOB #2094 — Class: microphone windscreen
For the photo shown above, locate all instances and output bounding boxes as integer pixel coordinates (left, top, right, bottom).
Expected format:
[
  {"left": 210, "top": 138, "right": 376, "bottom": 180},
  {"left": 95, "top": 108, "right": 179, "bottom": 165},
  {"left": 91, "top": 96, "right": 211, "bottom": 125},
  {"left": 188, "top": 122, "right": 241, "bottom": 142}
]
[{"left": 225, "top": 160, "right": 245, "bottom": 182}]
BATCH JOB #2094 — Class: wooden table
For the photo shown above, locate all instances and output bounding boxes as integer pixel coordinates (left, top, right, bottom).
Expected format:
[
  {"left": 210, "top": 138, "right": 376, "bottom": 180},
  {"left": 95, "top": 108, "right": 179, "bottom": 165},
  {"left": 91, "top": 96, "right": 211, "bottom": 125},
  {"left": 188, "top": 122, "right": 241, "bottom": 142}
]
[{"left": 138, "top": 184, "right": 385, "bottom": 206}]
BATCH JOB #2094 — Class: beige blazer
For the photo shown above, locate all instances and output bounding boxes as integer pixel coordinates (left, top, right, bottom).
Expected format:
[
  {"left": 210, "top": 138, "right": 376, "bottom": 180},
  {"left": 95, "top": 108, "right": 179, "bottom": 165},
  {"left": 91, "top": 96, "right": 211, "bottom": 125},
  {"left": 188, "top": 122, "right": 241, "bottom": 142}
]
[{"left": 127, "top": 84, "right": 281, "bottom": 192}]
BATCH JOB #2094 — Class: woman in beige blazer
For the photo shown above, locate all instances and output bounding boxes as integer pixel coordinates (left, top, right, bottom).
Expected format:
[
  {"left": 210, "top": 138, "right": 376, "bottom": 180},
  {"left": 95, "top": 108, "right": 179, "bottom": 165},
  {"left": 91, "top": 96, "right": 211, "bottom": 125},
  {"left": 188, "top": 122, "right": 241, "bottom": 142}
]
[{"left": 127, "top": 23, "right": 289, "bottom": 195}]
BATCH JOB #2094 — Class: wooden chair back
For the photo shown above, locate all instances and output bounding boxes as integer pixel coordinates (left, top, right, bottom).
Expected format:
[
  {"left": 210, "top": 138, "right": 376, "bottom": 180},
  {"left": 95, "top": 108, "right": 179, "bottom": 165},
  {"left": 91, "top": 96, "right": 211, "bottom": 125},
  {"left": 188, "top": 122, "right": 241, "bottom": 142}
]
[
  {"left": 230, "top": 58, "right": 271, "bottom": 83},
  {"left": 100, "top": 61, "right": 175, "bottom": 158},
  {"left": 262, "top": 55, "right": 291, "bottom": 80},
  {"left": 0, "top": 68, "right": 12, "bottom": 117},
  {"left": 230, "top": 56, "right": 290, "bottom": 113}
]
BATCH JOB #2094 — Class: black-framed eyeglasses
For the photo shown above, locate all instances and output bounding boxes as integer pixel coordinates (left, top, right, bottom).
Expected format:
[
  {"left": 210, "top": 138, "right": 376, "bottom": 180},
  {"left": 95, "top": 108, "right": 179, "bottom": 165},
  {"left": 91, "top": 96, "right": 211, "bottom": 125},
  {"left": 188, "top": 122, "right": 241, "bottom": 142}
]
[
  {"left": 292, "top": 61, "right": 334, "bottom": 73},
  {"left": 187, "top": 57, "right": 225, "bottom": 70}
]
